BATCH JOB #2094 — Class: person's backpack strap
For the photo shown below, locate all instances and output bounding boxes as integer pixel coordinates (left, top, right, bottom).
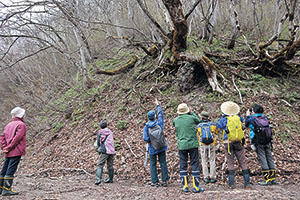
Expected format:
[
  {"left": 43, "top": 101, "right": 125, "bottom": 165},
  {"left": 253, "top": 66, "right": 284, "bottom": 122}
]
[
  {"left": 196, "top": 127, "right": 201, "bottom": 145},
  {"left": 102, "top": 135, "right": 108, "bottom": 144}
]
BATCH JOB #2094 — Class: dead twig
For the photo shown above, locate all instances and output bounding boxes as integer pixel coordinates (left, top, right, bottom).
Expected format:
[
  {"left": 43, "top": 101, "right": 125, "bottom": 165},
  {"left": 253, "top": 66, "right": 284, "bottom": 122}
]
[
  {"left": 124, "top": 139, "right": 138, "bottom": 158},
  {"left": 280, "top": 99, "right": 292, "bottom": 107},
  {"left": 232, "top": 75, "right": 243, "bottom": 104}
]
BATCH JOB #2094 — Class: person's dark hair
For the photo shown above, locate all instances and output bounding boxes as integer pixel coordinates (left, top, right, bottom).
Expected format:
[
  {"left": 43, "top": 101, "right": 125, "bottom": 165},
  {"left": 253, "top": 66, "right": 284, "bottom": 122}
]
[
  {"left": 100, "top": 121, "right": 107, "bottom": 129},
  {"left": 253, "top": 104, "right": 264, "bottom": 114}
]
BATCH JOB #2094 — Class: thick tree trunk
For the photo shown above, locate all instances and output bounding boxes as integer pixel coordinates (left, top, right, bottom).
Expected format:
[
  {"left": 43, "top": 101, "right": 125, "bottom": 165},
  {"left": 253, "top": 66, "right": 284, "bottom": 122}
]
[
  {"left": 273, "top": 0, "right": 281, "bottom": 35},
  {"left": 207, "top": 0, "right": 218, "bottom": 44},
  {"left": 227, "top": 0, "right": 238, "bottom": 49},
  {"left": 162, "top": 0, "right": 188, "bottom": 54},
  {"left": 73, "top": 27, "right": 90, "bottom": 85}
]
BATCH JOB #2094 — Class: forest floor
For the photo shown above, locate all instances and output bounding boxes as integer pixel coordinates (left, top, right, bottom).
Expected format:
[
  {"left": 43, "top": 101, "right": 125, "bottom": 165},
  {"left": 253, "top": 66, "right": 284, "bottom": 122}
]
[{"left": 6, "top": 172, "right": 300, "bottom": 200}]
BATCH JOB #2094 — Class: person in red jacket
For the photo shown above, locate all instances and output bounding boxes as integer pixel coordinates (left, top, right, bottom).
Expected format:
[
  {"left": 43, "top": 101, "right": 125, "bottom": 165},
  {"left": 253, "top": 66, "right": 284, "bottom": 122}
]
[{"left": 0, "top": 107, "right": 26, "bottom": 196}]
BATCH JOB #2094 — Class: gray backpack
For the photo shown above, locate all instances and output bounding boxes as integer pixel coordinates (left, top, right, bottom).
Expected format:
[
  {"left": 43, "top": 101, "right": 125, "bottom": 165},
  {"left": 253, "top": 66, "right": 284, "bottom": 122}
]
[{"left": 149, "top": 124, "right": 166, "bottom": 150}]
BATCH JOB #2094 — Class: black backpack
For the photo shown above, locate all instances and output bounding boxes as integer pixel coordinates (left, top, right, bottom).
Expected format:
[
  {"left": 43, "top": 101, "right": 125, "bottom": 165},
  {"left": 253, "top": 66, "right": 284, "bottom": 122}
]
[
  {"left": 148, "top": 124, "right": 166, "bottom": 150},
  {"left": 254, "top": 116, "right": 272, "bottom": 145}
]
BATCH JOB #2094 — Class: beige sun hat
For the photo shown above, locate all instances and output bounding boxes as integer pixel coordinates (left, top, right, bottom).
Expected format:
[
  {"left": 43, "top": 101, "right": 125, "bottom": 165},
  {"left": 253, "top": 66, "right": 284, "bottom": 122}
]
[
  {"left": 177, "top": 103, "right": 190, "bottom": 114},
  {"left": 220, "top": 101, "right": 240, "bottom": 115},
  {"left": 11, "top": 107, "right": 25, "bottom": 118}
]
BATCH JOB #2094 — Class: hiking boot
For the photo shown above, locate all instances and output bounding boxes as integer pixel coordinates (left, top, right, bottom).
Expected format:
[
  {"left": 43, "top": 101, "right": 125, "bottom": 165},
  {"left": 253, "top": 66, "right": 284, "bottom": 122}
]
[
  {"left": 0, "top": 176, "right": 4, "bottom": 194},
  {"left": 192, "top": 176, "right": 205, "bottom": 193},
  {"left": 2, "top": 176, "right": 18, "bottom": 196},
  {"left": 269, "top": 169, "right": 277, "bottom": 185},
  {"left": 203, "top": 178, "right": 210, "bottom": 183},
  {"left": 228, "top": 170, "right": 235, "bottom": 189},
  {"left": 242, "top": 170, "right": 251, "bottom": 188},
  {"left": 104, "top": 169, "right": 114, "bottom": 183},
  {"left": 150, "top": 182, "right": 159, "bottom": 188},
  {"left": 210, "top": 178, "right": 217, "bottom": 183},
  {"left": 259, "top": 180, "right": 271, "bottom": 186},
  {"left": 258, "top": 170, "right": 271, "bottom": 186},
  {"left": 95, "top": 168, "right": 103, "bottom": 185},
  {"left": 181, "top": 176, "right": 189, "bottom": 192},
  {"left": 162, "top": 181, "right": 167, "bottom": 187},
  {"left": 271, "top": 180, "right": 277, "bottom": 185}
]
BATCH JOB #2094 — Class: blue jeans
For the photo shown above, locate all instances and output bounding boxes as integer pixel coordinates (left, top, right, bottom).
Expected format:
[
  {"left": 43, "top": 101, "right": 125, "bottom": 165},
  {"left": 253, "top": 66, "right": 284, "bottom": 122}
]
[
  {"left": 149, "top": 151, "right": 169, "bottom": 184},
  {"left": 1, "top": 156, "right": 21, "bottom": 177}
]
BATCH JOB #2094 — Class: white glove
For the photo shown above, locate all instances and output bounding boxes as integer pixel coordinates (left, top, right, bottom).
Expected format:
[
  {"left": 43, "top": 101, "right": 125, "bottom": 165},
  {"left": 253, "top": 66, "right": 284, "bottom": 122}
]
[{"left": 251, "top": 144, "right": 256, "bottom": 151}]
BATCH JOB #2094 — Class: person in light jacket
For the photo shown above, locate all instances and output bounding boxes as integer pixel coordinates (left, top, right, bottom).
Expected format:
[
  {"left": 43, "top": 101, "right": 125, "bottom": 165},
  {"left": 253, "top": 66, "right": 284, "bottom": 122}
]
[
  {"left": 196, "top": 111, "right": 218, "bottom": 184},
  {"left": 0, "top": 107, "right": 27, "bottom": 196},
  {"left": 95, "top": 121, "right": 116, "bottom": 185},
  {"left": 143, "top": 98, "right": 169, "bottom": 187}
]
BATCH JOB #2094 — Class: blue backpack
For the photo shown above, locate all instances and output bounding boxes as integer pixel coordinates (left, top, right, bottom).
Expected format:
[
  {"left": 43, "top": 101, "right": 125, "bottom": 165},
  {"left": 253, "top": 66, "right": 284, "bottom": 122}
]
[{"left": 198, "top": 122, "right": 214, "bottom": 145}]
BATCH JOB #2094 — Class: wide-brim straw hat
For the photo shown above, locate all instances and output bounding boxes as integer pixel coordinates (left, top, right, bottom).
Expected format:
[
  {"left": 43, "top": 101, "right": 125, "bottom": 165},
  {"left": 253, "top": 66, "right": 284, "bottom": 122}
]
[
  {"left": 220, "top": 101, "right": 240, "bottom": 115},
  {"left": 177, "top": 103, "right": 190, "bottom": 114}
]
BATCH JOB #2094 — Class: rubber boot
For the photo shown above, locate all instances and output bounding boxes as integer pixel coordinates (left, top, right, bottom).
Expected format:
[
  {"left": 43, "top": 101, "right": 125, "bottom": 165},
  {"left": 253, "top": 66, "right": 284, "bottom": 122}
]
[
  {"left": 269, "top": 169, "right": 277, "bottom": 185},
  {"left": 258, "top": 170, "right": 271, "bottom": 186},
  {"left": 242, "top": 170, "right": 251, "bottom": 188},
  {"left": 95, "top": 168, "right": 103, "bottom": 185},
  {"left": 181, "top": 176, "right": 189, "bottom": 192},
  {"left": 0, "top": 176, "right": 4, "bottom": 194},
  {"left": 104, "top": 169, "right": 114, "bottom": 183},
  {"left": 2, "top": 176, "right": 18, "bottom": 196},
  {"left": 192, "top": 176, "right": 205, "bottom": 193},
  {"left": 228, "top": 170, "right": 235, "bottom": 189}
]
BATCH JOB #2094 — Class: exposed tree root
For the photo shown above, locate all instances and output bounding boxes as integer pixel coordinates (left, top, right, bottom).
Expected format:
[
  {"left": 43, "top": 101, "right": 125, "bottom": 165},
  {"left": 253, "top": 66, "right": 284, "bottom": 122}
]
[{"left": 179, "top": 54, "right": 224, "bottom": 94}]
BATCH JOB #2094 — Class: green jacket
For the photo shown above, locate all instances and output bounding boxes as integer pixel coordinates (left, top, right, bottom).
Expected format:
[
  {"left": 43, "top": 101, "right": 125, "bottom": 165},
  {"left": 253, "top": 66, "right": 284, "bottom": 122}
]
[{"left": 173, "top": 112, "right": 201, "bottom": 150}]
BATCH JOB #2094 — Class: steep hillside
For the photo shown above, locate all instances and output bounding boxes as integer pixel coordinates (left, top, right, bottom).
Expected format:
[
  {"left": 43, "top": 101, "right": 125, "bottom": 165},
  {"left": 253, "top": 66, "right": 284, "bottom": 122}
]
[{"left": 15, "top": 47, "right": 300, "bottom": 186}]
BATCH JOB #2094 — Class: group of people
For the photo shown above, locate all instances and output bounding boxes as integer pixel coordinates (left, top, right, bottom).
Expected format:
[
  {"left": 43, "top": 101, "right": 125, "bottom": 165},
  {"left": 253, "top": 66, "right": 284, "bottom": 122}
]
[
  {"left": 143, "top": 100, "right": 276, "bottom": 193},
  {"left": 0, "top": 99, "right": 277, "bottom": 196}
]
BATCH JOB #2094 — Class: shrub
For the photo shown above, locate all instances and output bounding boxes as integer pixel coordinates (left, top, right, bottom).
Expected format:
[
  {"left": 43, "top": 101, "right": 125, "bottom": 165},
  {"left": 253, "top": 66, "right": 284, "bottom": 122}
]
[
  {"left": 117, "top": 120, "right": 128, "bottom": 130},
  {"left": 51, "top": 122, "right": 64, "bottom": 133}
]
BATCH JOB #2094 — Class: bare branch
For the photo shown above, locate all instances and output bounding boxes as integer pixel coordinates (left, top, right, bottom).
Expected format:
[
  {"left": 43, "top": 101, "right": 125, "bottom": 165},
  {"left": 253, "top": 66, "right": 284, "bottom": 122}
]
[
  {"left": 0, "top": 37, "right": 19, "bottom": 60},
  {"left": 0, "top": 46, "right": 51, "bottom": 72},
  {"left": 136, "top": 0, "right": 169, "bottom": 40},
  {"left": 185, "top": 0, "right": 203, "bottom": 20}
]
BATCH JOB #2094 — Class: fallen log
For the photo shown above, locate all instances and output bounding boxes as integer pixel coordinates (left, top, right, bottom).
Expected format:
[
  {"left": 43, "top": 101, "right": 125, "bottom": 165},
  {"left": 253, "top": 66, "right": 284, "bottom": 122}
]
[{"left": 96, "top": 56, "right": 137, "bottom": 75}]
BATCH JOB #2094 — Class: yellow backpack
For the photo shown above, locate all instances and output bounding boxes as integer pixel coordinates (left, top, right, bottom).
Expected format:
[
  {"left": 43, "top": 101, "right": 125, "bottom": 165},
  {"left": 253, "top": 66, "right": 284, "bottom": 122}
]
[
  {"left": 224, "top": 115, "right": 245, "bottom": 155},
  {"left": 226, "top": 115, "right": 244, "bottom": 142}
]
